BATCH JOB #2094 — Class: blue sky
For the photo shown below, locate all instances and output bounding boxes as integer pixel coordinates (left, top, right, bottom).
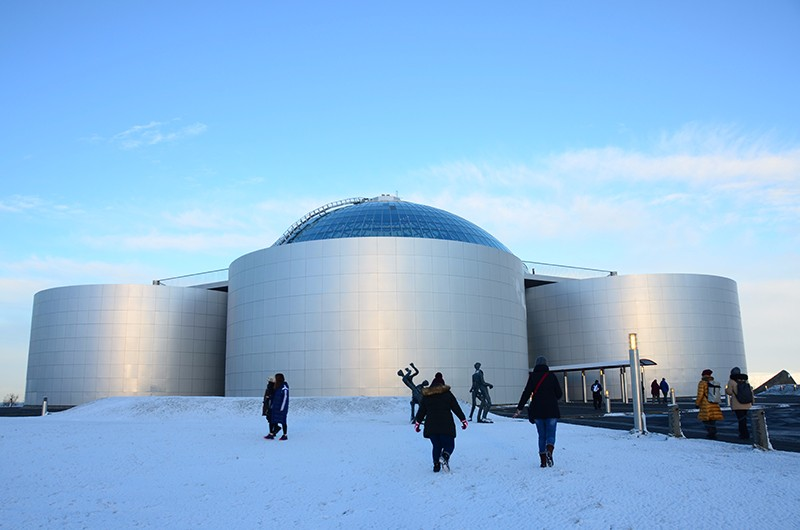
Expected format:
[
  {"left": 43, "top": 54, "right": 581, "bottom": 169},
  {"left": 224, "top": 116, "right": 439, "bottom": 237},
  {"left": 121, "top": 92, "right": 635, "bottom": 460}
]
[{"left": 2, "top": 1, "right": 798, "bottom": 398}]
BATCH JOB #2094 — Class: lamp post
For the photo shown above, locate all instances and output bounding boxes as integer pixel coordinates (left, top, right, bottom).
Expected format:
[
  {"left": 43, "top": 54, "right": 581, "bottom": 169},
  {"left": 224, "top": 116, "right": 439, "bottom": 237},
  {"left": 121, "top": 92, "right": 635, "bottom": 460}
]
[{"left": 628, "top": 333, "right": 645, "bottom": 434}]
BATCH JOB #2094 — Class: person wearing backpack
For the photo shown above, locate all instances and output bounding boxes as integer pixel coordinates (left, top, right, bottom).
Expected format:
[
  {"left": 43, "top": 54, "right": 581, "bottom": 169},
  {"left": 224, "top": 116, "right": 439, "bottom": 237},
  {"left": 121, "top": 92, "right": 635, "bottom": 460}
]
[
  {"left": 725, "top": 366, "right": 753, "bottom": 439},
  {"left": 695, "top": 369, "right": 724, "bottom": 439}
]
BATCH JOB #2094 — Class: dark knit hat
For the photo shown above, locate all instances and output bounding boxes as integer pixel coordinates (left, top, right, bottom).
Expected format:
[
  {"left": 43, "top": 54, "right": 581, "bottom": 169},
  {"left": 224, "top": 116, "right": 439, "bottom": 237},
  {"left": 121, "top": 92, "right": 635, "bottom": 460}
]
[
  {"left": 535, "top": 356, "right": 548, "bottom": 367},
  {"left": 431, "top": 372, "right": 445, "bottom": 387},
  {"left": 702, "top": 369, "right": 713, "bottom": 377},
  {"left": 730, "top": 367, "right": 741, "bottom": 376}
]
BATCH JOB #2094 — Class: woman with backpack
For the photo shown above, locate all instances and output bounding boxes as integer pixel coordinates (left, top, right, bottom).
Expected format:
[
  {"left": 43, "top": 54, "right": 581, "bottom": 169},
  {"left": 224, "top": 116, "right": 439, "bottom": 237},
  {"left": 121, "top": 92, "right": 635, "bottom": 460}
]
[
  {"left": 695, "top": 369, "right": 724, "bottom": 439},
  {"left": 726, "top": 367, "right": 753, "bottom": 439}
]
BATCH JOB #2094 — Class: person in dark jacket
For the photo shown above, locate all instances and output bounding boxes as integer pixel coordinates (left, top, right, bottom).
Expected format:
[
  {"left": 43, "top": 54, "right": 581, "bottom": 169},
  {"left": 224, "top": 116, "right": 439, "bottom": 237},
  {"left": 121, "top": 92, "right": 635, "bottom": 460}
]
[
  {"left": 262, "top": 377, "right": 275, "bottom": 435},
  {"left": 659, "top": 378, "right": 670, "bottom": 403},
  {"left": 414, "top": 372, "right": 468, "bottom": 472},
  {"left": 266, "top": 373, "right": 289, "bottom": 440},
  {"left": 514, "top": 356, "right": 562, "bottom": 468},
  {"left": 591, "top": 380, "right": 603, "bottom": 410},
  {"left": 725, "top": 367, "right": 753, "bottom": 439},
  {"left": 650, "top": 379, "right": 661, "bottom": 404}
]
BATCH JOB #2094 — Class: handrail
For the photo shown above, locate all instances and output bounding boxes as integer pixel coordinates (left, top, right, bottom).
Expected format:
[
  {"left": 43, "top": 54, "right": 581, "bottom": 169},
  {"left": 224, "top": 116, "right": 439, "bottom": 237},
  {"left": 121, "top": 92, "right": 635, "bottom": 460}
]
[{"left": 272, "top": 197, "right": 370, "bottom": 246}]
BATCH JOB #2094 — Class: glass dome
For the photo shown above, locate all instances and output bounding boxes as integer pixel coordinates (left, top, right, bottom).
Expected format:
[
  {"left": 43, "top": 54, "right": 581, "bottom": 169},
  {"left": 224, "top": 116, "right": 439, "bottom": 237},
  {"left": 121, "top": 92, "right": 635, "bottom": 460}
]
[{"left": 275, "top": 195, "right": 510, "bottom": 252}]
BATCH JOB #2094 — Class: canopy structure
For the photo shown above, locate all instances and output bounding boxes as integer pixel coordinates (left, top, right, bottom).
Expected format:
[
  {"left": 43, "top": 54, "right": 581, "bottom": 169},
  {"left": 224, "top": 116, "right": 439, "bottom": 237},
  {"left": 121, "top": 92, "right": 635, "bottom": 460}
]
[{"left": 547, "top": 358, "right": 658, "bottom": 404}]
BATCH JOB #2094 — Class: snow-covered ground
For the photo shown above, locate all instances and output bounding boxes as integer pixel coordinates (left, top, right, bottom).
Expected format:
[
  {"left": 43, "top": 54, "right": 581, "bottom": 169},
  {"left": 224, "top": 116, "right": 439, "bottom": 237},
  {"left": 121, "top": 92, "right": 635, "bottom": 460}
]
[
  {"left": 759, "top": 384, "right": 800, "bottom": 396},
  {"left": 1, "top": 396, "right": 798, "bottom": 529}
]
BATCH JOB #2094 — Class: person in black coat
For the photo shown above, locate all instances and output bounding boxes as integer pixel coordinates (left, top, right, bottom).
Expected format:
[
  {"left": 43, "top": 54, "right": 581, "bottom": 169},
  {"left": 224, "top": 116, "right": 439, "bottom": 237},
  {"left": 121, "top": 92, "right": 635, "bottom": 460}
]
[
  {"left": 262, "top": 377, "right": 275, "bottom": 435},
  {"left": 266, "top": 373, "right": 289, "bottom": 440},
  {"left": 514, "top": 356, "right": 563, "bottom": 468},
  {"left": 414, "top": 372, "right": 468, "bottom": 472}
]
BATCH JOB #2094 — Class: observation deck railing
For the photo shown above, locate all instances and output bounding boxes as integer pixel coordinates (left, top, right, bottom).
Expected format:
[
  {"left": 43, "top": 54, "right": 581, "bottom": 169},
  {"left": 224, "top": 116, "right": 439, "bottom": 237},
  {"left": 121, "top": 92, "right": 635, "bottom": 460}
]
[{"left": 522, "top": 261, "right": 616, "bottom": 280}]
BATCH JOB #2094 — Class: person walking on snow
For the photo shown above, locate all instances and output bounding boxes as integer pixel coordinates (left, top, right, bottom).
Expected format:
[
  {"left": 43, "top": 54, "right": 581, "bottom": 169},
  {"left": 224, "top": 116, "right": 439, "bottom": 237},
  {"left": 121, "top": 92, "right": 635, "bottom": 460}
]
[
  {"left": 262, "top": 377, "right": 275, "bottom": 435},
  {"left": 414, "top": 372, "right": 468, "bottom": 473},
  {"left": 514, "top": 356, "right": 562, "bottom": 468},
  {"left": 266, "top": 373, "right": 289, "bottom": 440}
]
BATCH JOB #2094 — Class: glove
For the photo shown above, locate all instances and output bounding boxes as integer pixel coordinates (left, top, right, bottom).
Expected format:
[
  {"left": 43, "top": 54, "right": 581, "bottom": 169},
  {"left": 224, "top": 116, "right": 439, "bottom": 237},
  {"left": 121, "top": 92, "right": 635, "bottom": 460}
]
[
  {"left": 461, "top": 419, "right": 468, "bottom": 430},
  {"left": 415, "top": 422, "right": 421, "bottom": 433}
]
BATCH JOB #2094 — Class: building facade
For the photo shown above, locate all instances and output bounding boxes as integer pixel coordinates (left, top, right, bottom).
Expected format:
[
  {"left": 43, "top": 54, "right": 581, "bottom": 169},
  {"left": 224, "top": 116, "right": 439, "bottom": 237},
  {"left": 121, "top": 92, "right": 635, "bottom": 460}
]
[{"left": 24, "top": 195, "right": 748, "bottom": 406}]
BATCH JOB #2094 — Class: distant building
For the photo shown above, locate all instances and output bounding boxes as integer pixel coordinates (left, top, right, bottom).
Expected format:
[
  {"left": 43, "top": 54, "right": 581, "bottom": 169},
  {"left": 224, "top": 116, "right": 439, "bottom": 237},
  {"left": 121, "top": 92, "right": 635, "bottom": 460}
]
[{"left": 24, "top": 195, "right": 747, "bottom": 406}]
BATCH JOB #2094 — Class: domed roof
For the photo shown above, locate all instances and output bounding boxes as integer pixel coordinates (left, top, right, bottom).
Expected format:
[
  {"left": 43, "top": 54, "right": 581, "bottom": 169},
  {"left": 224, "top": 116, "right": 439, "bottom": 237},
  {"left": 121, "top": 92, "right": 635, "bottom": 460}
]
[{"left": 274, "top": 195, "right": 510, "bottom": 252}]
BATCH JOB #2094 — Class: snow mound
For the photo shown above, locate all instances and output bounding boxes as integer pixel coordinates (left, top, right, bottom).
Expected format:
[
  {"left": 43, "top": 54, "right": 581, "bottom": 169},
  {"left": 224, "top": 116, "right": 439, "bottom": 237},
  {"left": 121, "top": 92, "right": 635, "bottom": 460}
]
[{"left": 54, "top": 395, "right": 423, "bottom": 422}]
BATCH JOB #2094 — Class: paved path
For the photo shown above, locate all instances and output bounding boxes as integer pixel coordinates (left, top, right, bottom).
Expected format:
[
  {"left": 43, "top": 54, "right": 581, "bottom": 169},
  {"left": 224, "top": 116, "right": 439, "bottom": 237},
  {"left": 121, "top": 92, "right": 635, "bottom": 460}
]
[{"left": 494, "top": 395, "right": 800, "bottom": 453}]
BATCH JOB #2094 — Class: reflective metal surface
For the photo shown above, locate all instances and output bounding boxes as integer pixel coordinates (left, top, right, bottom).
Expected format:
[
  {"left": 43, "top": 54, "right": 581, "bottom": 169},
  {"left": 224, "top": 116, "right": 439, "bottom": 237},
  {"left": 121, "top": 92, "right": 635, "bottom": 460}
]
[
  {"left": 525, "top": 273, "right": 747, "bottom": 399},
  {"left": 226, "top": 237, "right": 529, "bottom": 404},
  {"left": 25, "top": 285, "right": 227, "bottom": 406}
]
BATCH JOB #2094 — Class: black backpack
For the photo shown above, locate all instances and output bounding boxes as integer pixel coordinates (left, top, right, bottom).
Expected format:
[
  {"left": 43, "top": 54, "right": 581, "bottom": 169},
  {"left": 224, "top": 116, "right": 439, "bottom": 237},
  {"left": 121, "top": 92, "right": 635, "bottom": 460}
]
[{"left": 736, "top": 380, "right": 753, "bottom": 404}]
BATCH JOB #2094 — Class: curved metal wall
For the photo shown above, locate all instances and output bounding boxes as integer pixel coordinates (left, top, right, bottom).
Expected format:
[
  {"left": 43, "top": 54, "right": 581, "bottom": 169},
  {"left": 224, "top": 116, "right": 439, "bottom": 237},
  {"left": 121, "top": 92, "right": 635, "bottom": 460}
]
[
  {"left": 25, "top": 284, "right": 228, "bottom": 406},
  {"left": 225, "top": 237, "right": 529, "bottom": 404},
  {"left": 525, "top": 273, "right": 747, "bottom": 398}
]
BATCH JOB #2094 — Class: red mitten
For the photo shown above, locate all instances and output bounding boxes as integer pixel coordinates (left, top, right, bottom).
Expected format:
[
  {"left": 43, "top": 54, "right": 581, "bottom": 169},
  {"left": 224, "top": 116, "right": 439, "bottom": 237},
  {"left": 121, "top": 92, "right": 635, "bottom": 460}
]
[
  {"left": 415, "top": 422, "right": 421, "bottom": 433},
  {"left": 461, "top": 419, "right": 468, "bottom": 430}
]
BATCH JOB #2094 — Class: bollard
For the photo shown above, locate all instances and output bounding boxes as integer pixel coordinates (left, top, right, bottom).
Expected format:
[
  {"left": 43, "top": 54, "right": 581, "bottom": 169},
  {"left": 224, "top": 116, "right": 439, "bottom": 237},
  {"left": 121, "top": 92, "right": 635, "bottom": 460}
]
[
  {"left": 751, "top": 409, "right": 772, "bottom": 450},
  {"left": 605, "top": 390, "right": 611, "bottom": 413},
  {"left": 41, "top": 397, "right": 48, "bottom": 416},
  {"left": 668, "top": 404, "right": 683, "bottom": 437}
]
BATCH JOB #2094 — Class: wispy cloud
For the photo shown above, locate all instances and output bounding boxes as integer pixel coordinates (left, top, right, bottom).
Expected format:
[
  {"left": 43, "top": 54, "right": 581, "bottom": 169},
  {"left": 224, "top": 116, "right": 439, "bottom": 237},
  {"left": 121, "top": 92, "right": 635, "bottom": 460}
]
[
  {"left": 0, "top": 195, "right": 84, "bottom": 217},
  {"left": 107, "top": 120, "right": 208, "bottom": 149},
  {"left": 0, "top": 195, "right": 43, "bottom": 213}
]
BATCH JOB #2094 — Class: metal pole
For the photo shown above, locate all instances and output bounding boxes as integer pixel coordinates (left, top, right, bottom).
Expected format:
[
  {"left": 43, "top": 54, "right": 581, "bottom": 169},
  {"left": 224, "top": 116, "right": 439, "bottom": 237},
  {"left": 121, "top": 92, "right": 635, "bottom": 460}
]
[
  {"left": 563, "top": 372, "right": 570, "bottom": 403},
  {"left": 600, "top": 369, "right": 608, "bottom": 412},
  {"left": 628, "top": 333, "right": 644, "bottom": 434},
  {"left": 41, "top": 397, "right": 48, "bottom": 416},
  {"left": 581, "top": 370, "right": 587, "bottom": 403},
  {"left": 620, "top": 368, "right": 627, "bottom": 403},
  {"left": 670, "top": 387, "right": 676, "bottom": 406}
]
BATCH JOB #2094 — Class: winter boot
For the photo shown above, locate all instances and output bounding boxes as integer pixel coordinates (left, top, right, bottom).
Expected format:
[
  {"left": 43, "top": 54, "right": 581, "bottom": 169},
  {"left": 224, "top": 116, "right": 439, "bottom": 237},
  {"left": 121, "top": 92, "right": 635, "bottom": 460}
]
[
  {"left": 539, "top": 453, "right": 547, "bottom": 468},
  {"left": 546, "top": 444, "right": 554, "bottom": 467},
  {"left": 433, "top": 461, "right": 441, "bottom": 473},
  {"left": 440, "top": 451, "right": 450, "bottom": 472}
]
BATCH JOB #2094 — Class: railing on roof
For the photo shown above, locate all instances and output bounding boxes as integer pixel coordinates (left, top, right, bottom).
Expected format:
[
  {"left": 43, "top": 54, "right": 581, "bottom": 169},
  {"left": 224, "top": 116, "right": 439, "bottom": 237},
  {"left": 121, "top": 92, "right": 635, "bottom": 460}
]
[
  {"left": 522, "top": 261, "right": 617, "bottom": 280},
  {"left": 153, "top": 268, "right": 229, "bottom": 288},
  {"left": 273, "top": 197, "right": 370, "bottom": 246}
]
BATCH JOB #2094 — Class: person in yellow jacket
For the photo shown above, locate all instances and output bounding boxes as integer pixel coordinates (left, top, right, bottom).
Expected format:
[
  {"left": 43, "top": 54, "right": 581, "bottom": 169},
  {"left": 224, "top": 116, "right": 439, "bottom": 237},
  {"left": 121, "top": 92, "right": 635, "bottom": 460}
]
[{"left": 696, "top": 369, "right": 724, "bottom": 439}]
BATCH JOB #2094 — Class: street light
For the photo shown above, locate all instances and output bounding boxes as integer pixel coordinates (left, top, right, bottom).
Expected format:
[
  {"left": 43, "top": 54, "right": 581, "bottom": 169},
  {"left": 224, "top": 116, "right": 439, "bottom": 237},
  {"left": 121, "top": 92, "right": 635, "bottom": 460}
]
[{"left": 628, "top": 333, "right": 645, "bottom": 434}]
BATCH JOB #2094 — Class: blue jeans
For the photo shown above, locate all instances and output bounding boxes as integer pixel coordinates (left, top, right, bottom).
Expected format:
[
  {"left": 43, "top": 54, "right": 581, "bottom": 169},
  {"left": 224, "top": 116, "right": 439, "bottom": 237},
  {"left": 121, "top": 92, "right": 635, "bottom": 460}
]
[
  {"left": 428, "top": 434, "right": 455, "bottom": 463},
  {"left": 534, "top": 418, "right": 558, "bottom": 453}
]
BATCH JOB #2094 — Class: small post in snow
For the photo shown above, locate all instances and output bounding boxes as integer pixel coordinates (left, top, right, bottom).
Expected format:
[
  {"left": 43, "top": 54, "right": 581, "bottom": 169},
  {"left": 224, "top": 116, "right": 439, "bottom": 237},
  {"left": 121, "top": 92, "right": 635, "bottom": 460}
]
[
  {"left": 752, "top": 409, "right": 772, "bottom": 450},
  {"left": 605, "top": 390, "right": 611, "bottom": 413},
  {"left": 668, "top": 404, "right": 683, "bottom": 437},
  {"left": 41, "top": 397, "right": 48, "bottom": 416}
]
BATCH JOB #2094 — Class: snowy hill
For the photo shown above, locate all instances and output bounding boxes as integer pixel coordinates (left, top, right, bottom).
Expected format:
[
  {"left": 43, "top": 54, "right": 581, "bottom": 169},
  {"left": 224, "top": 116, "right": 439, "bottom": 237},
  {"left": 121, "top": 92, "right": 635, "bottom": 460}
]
[{"left": 2, "top": 396, "right": 799, "bottom": 528}]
